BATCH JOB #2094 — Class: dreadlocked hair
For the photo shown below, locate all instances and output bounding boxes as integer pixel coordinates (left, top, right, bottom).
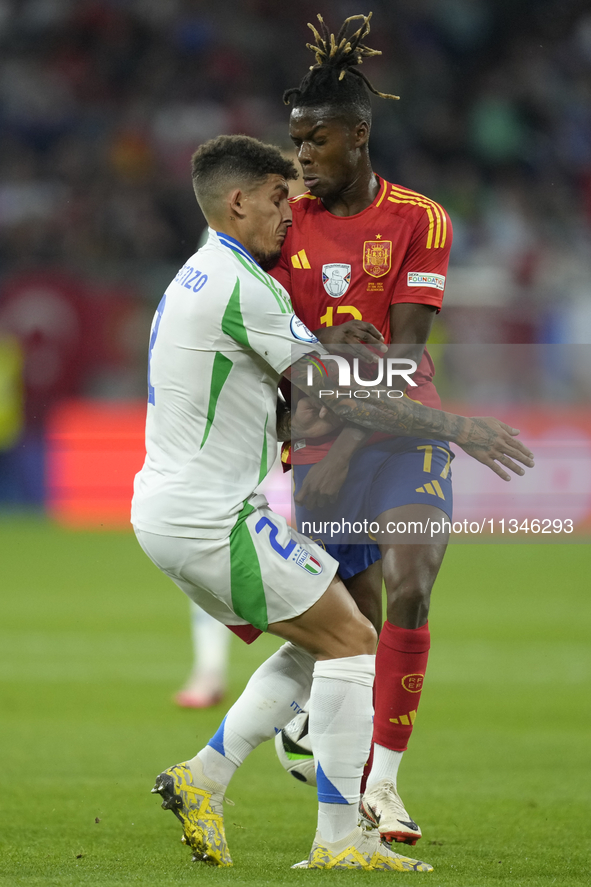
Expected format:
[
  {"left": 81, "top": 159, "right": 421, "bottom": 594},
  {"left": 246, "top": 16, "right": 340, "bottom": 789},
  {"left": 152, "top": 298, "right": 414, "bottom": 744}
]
[{"left": 283, "top": 12, "right": 399, "bottom": 124}]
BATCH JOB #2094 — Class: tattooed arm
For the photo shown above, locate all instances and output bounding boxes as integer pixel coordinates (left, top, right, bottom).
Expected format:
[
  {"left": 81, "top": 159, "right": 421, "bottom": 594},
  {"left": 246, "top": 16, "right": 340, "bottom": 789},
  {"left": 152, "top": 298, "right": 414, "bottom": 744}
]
[{"left": 287, "top": 354, "right": 534, "bottom": 482}]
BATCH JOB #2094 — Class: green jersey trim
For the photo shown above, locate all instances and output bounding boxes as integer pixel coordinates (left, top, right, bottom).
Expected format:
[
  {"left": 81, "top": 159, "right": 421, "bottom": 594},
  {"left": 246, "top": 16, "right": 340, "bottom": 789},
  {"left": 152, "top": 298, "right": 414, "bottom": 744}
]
[
  {"left": 221, "top": 278, "right": 250, "bottom": 348},
  {"left": 200, "top": 352, "right": 233, "bottom": 450},
  {"left": 229, "top": 502, "right": 268, "bottom": 630},
  {"left": 234, "top": 252, "right": 292, "bottom": 315},
  {"left": 258, "top": 413, "right": 269, "bottom": 485}
]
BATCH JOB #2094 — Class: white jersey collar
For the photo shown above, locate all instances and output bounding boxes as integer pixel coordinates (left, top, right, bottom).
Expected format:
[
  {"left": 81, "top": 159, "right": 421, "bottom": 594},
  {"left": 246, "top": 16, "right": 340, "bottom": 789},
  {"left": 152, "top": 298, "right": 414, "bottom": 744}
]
[{"left": 209, "top": 228, "right": 261, "bottom": 268}]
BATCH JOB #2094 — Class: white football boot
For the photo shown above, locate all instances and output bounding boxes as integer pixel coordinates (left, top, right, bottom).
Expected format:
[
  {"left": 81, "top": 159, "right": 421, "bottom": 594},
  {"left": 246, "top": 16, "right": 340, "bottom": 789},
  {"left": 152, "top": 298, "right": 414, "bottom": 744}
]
[{"left": 360, "top": 779, "right": 422, "bottom": 845}]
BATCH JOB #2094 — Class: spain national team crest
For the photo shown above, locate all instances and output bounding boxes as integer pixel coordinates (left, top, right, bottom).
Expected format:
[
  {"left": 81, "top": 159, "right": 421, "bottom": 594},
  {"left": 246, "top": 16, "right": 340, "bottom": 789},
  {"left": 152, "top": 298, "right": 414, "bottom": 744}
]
[
  {"left": 322, "top": 263, "right": 351, "bottom": 298},
  {"left": 363, "top": 240, "right": 392, "bottom": 278},
  {"left": 401, "top": 673, "right": 424, "bottom": 693}
]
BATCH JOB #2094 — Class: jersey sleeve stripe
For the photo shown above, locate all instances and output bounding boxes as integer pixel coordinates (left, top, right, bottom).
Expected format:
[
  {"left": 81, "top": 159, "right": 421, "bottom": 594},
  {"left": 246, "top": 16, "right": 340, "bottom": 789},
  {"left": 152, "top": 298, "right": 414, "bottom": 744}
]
[
  {"left": 387, "top": 194, "right": 436, "bottom": 248},
  {"left": 388, "top": 186, "right": 448, "bottom": 249},
  {"left": 389, "top": 186, "right": 444, "bottom": 247},
  {"left": 375, "top": 177, "right": 388, "bottom": 208},
  {"left": 389, "top": 185, "right": 447, "bottom": 247}
]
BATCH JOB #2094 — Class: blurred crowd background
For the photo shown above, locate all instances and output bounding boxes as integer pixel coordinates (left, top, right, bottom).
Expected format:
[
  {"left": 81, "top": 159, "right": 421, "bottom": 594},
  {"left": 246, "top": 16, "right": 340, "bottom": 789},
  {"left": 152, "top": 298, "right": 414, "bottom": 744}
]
[{"left": 0, "top": 0, "right": 590, "bottom": 507}]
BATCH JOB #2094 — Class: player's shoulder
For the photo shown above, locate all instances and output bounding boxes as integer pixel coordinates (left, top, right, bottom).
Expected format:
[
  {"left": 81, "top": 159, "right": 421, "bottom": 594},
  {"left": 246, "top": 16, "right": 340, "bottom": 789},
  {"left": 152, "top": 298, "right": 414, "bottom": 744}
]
[
  {"left": 167, "top": 237, "right": 237, "bottom": 306},
  {"left": 198, "top": 232, "right": 257, "bottom": 289},
  {"left": 288, "top": 191, "right": 320, "bottom": 217},
  {"left": 381, "top": 179, "right": 449, "bottom": 219},
  {"left": 379, "top": 178, "right": 451, "bottom": 250}
]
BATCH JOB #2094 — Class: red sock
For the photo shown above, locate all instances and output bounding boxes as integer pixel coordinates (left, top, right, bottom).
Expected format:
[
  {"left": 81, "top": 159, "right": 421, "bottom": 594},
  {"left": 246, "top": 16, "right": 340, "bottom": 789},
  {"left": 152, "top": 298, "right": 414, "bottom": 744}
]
[{"left": 372, "top": 620, "right": 430, "bottom": 752}]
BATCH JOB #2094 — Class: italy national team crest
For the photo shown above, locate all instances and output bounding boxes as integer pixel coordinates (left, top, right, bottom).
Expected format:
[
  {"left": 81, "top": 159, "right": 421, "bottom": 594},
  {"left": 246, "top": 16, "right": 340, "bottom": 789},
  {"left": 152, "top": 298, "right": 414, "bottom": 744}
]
[
  {"left": 292, "top": 545, "right": 324, "bottom": 575},
  {"left": 322, "top": 263, "right": 351, "bottom": 297},
  {"left": 363, "top": 240, "right": 392, "bottom": 278}
]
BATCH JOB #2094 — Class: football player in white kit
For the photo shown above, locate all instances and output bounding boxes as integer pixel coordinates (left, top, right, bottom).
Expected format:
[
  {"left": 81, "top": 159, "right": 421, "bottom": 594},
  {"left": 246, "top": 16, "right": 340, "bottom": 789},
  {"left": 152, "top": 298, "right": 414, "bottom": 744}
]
[{"left": 132, "top": 135, "right": 533, "bottom": 870}]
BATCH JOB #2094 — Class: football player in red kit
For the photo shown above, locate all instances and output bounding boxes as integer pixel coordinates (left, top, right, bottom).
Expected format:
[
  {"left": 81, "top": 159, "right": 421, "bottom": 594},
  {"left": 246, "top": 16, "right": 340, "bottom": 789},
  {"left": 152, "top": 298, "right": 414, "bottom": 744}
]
[{"left": 269, "top": 13, "right": 454, "bottom": 847}]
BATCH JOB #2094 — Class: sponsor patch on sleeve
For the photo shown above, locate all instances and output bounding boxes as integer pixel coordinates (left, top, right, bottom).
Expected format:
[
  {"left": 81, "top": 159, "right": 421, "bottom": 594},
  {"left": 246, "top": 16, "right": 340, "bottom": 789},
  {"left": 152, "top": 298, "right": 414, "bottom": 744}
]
[
  {"left": 290, "top": 315, "right": 318, "bottom": 343},
  {"left": 407, "top": 272, "right": 446, "bottom": 291}
]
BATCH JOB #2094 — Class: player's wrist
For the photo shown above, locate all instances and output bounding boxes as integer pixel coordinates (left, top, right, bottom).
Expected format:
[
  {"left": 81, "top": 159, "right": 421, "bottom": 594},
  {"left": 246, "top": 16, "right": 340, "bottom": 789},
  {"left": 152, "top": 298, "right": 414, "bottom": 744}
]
[{"left": 452, "top": 416, "right": 473, "bottom": 446}]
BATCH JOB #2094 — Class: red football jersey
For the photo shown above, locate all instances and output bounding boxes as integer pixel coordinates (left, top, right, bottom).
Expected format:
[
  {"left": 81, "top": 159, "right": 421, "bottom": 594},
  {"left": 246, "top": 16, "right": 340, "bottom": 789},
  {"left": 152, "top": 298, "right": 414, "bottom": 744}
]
[{"left": 270, "top": 175, "right": 452, "bottom": 463}]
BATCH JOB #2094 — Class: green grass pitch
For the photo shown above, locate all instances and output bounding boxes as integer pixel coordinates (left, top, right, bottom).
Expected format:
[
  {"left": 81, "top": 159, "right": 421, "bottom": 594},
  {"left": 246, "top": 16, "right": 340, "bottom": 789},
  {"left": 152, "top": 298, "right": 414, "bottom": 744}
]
[{"left": 0, "top": 517, "right": 589, "bottom": 886}]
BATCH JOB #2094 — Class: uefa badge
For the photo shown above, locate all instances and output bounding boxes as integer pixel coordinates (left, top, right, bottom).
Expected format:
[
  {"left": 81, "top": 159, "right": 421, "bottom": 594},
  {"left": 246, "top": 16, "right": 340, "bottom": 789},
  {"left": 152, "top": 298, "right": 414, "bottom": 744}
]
[{"left": 322, "top": 263, "right": 352, "bottom": 297}]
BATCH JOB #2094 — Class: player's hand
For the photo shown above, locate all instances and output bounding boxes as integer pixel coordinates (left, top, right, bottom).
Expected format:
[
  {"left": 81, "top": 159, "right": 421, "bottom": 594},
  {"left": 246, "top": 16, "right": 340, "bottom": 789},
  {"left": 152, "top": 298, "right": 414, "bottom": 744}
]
[
  {"left": 291, "top": 397, "right": 342, "bottom": 440},
  {"left": 458, "top": 418, "right": 535, "bottom": 481},
  {"left": 315, "top": 320, "right": 388, "bottom": 362},
  {"left": 294, "top": 451, "right": 350, "bottom": 509}
]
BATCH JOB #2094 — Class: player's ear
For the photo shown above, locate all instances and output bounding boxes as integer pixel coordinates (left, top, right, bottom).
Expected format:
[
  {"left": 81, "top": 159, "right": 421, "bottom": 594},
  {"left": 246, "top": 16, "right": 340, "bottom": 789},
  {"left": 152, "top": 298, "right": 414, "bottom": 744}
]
[
  {"left": 229, "top": 188, "right": 246, "bottom": 219},
  {"left": 354, "top": 120, "right": 370, "bottom": 149}
]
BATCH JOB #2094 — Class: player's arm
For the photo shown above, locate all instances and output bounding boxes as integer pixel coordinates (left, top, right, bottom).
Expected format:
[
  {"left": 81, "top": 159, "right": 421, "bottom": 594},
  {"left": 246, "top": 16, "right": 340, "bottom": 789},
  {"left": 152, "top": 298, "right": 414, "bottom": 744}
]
[
  {"left": 293, "top": 323, "right": 387, "bottom": 508},
  {"left": 286, "top": 356, "right": 534, "bottom": 481},
  {"left": 295, "top": 290, "right": 440, "bottom": 509},
  {"left": 315, "top": 319, "right": 387, "bottom": 356},
  {"left": 389, "top": 303, "right": 436, "bottom": 362},
  {"left": 293, "top": 423, "right": 371, "bottom": 508},
  {"left": 277, "top": 394, "right": 342, "bottom": 442},
  {"left": 387, "top": 201, "right": 451, "bottom": 361}
]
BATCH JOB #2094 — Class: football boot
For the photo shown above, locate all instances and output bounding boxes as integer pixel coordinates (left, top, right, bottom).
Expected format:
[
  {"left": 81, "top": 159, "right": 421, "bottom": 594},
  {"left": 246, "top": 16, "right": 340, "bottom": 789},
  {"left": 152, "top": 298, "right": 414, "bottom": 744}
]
[
  {"left": 293, "top": 825, "right": 432, "bottom": 871},
  {"left": 151, "top": 758, "right": 232, "bottom": 866},
  {"left": 360, "top": 778, "right": 422, "bottom": 846}
]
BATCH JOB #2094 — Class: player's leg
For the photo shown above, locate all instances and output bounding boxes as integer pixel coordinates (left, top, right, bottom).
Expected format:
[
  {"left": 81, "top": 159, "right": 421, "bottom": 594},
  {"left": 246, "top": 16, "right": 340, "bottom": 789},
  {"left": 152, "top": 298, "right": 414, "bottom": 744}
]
[
  {"left": 267, "top": 578, "right": 430, "bottom": 871},
  {"left": 347, "top": 438, "right": 452, "bottom": 846},
  {"left": 360, "top": 504, "right": 448, "bottom": 846},
  {"left": 192, "top": 639, "right": 316, "bottom": 789},
  {"left": 174, "top": 601, "right": 230, "bottom": 708},
  {"left": 157, "top": 574, "right": 386, "bottom": 868},
  {"left": 191, "top": 576, "right": 375, "bottom": 838},
  {"left": 139, "top": 519, "right": 368, "bottom": 865},
  {"left": 140, "top": 512, "right": 432, "bottom": 871},
  {"left": 342, "top": 557, "right": 383, "bottom": 633}
]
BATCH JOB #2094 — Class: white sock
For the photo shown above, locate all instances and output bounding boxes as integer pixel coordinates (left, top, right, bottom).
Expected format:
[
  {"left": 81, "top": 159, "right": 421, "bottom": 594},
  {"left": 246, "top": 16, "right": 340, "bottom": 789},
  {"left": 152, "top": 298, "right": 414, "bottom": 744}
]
[
  {"left": 309, "top": 655, "right": 375, "bottom": 844},
  {"left": 192, "top": 642, "right": 315, "bottom": 788},
  {"left": 366, "top": 744, "right": 404, "bottom": 791},
  {"left": 194, "top": 745, "right": 237, "bottom": 787},
  {"left": 189, "top": 601, "right": 230, "bottom": 680}
]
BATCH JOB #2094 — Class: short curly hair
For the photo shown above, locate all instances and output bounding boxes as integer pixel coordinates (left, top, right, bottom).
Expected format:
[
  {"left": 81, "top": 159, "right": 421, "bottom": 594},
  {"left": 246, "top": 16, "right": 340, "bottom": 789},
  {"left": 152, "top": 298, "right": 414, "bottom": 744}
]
[{"left": 191, "top": 135, "right": 298, "bottom": 217}]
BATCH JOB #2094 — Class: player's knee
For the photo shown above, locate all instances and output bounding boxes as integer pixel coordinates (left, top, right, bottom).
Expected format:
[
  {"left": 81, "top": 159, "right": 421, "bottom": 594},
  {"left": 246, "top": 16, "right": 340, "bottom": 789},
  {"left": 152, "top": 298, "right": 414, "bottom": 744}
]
[
  {"left": 345, "top": 611, "right": 378, "bottom": 656},
  {"left": 316, "top": 611, "right": 377, "bottom": 659},
  {"left": 389, "top": 581, "right": 431, "bottom": 609},
  {"left": 383, "top": 558, "right": 436, "bottom": 607},
  {"left": 383, "top": 566, "right": 434, "bottom": 625}
]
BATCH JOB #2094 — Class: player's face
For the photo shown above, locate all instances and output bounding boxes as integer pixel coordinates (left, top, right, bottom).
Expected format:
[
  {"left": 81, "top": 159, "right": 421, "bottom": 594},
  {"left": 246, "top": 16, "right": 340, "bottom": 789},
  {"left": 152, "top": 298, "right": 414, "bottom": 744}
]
[
  {"left": 241, "top": 175, "right": 292, "bottom": 265},
  {"left": 289, "top": 108, "right": 367, "bottom": 200}
]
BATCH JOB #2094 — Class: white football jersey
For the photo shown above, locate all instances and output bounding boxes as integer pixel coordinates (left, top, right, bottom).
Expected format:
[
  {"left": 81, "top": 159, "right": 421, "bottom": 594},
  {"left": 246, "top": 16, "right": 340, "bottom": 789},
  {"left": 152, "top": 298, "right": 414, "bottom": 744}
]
[{"left": 131, "top": 229, "right": 318, "bottom": 538}]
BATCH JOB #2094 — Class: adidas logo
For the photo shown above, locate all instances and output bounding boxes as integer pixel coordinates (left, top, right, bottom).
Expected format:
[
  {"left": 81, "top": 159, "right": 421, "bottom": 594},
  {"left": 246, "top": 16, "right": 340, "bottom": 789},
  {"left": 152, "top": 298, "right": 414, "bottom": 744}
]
[
  {"left": 389, "top": 710, "right": 417, "bottom": 725},
  {"left": 415, "top": 480, "right": 445, "bottom": 499}
]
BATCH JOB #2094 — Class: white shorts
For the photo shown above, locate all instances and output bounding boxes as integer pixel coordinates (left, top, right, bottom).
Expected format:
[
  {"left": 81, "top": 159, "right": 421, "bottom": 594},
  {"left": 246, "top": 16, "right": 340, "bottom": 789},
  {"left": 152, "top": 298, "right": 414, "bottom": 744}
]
[{"left": 134, "top": 495, "right": 338, "bottom": 631}]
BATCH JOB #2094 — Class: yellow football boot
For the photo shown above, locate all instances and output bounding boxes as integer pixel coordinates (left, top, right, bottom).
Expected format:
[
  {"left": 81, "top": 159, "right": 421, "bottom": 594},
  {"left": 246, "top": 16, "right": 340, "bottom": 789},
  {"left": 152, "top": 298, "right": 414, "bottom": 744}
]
[
  {"left": 296, "top": 826, "right": 433, "bottom": 871},
  {"left": 151, "top": 759, "right": 232, "bottom": 866}
]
